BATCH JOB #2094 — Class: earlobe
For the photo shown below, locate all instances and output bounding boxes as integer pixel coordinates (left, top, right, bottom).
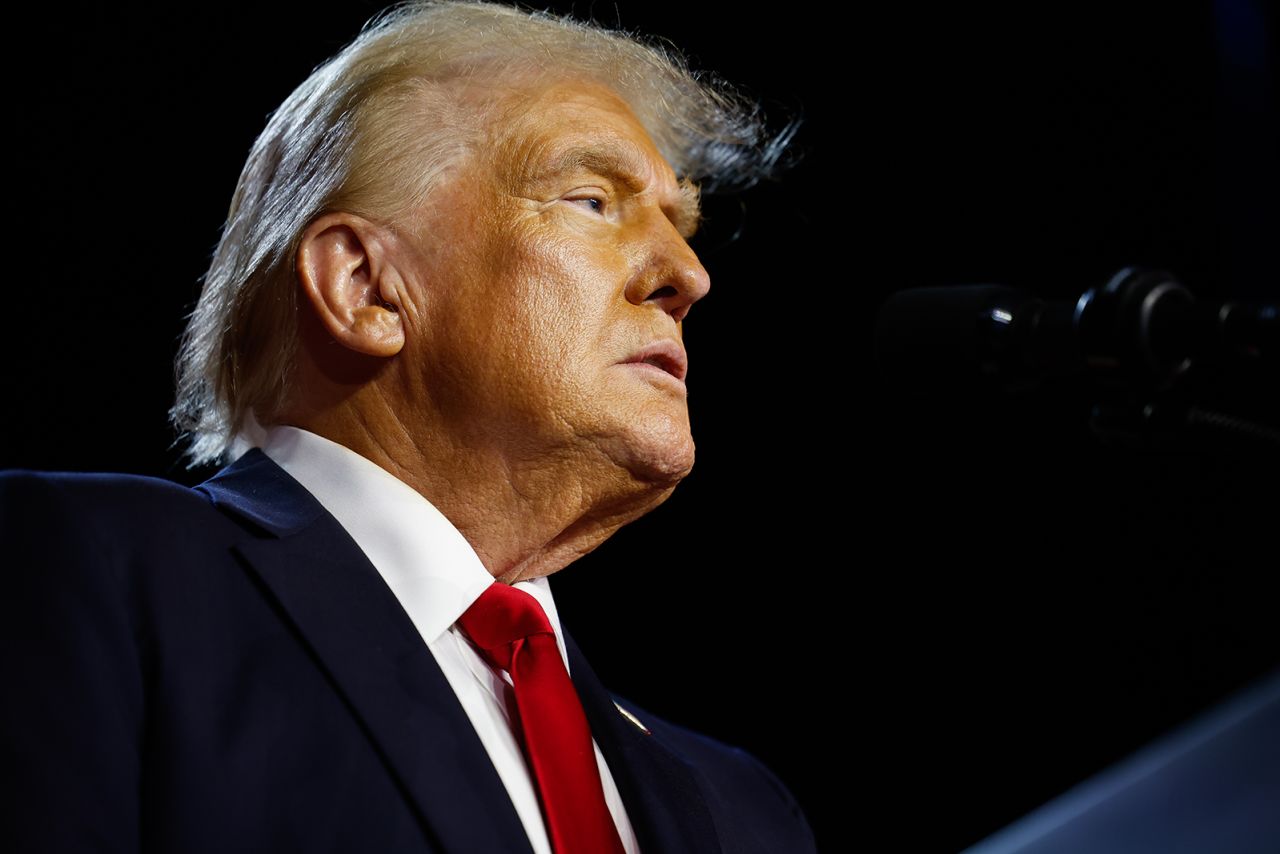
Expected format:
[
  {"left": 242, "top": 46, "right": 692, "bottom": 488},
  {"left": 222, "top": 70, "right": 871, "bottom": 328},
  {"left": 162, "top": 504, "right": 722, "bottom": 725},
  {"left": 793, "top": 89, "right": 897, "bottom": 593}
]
[
  {"left": 348, "top": 303, "right": 404, "bottom": 357},
  {"left": 296, "top": 213, "right": 406, "bottom": 358}
]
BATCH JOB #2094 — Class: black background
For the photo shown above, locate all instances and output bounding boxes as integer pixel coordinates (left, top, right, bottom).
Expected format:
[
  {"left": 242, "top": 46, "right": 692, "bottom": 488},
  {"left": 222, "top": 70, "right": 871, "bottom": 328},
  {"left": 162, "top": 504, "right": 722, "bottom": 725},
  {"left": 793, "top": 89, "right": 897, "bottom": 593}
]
[{"left": 3, "top": 1, "right": 1277, "bottom": 850}]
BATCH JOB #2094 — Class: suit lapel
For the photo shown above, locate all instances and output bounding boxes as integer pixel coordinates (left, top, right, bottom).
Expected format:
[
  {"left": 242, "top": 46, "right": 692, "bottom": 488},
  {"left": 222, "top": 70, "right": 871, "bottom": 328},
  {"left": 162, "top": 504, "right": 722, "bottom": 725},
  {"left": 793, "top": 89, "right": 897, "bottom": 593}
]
[
  {"left": 200, "top": 450, "right": 533, "bottom": 854},
  {"left": 563, "top": 630, "right": 723, "bottom": 854}
]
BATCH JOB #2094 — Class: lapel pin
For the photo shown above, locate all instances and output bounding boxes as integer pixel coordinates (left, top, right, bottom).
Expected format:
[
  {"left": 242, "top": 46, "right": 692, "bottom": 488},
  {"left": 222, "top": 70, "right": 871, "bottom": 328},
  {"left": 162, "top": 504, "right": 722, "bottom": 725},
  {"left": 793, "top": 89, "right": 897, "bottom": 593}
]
[{"left": 613, "top": 701, "right": 651, "bottom": 735}]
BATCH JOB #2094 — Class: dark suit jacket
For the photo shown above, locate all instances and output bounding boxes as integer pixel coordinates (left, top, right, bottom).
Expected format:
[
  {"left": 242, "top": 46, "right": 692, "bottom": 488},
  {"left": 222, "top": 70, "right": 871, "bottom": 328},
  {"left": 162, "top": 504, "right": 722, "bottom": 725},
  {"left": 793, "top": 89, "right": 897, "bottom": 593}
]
[{"left": 1, "top": 449, "right": 815, "bottom": 853}]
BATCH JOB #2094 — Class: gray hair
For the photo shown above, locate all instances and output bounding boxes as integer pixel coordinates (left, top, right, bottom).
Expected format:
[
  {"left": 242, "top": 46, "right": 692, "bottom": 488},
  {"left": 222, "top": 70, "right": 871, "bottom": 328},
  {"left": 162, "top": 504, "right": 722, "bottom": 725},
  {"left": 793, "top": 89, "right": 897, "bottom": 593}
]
[{"left": 171, "top": 0, "right": 793, "bottom": 467}]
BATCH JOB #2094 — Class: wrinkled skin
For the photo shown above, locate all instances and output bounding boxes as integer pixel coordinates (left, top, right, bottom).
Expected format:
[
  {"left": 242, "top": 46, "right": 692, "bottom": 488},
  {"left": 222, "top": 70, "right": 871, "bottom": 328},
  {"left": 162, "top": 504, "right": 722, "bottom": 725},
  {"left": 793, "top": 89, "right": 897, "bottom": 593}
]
[{"left": 284, "top": 78, "right": 710, "bottom": 584}]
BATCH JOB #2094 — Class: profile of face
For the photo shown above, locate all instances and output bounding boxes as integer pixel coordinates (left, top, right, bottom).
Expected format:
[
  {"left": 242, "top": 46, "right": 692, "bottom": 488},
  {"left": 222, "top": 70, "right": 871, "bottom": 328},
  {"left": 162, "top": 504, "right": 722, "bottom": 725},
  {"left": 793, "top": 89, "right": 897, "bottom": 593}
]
[{"left": 393, "top": 78, "right": 711, "bottom": 489}]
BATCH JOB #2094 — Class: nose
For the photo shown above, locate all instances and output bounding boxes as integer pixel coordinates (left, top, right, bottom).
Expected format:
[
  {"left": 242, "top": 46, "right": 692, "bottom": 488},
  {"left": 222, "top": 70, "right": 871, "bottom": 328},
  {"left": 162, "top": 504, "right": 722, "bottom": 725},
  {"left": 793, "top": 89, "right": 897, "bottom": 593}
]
[{"left": 624, "top": 218, "right": 711, "bottom": 324}]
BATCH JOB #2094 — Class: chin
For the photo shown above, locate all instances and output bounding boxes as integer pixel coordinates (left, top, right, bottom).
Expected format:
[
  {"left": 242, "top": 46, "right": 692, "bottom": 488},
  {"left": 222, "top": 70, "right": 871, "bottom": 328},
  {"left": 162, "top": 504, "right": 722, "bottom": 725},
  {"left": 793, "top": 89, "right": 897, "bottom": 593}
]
[{"left": 617, "top": 415, "right": 696, "bottom": 486}]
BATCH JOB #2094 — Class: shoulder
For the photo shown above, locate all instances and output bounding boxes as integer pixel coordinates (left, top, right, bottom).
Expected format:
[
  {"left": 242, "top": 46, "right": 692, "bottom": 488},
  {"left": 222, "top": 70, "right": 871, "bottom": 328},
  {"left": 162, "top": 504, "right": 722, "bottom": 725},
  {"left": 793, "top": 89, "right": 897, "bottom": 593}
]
[
  {"left": 1, "top": 467, "right": 207, "bottom": 519},
  {"left": 0, "top": 468, "right": 246, "bottom": 579}
]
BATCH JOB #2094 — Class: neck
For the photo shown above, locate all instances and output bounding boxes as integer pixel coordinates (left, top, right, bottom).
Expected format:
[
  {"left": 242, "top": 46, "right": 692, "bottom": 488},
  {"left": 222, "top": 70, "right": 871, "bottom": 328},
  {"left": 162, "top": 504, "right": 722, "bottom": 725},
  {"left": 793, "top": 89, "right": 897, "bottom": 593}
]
[{"left": 281, "top": 392, "right": 672, "bottom": 584}]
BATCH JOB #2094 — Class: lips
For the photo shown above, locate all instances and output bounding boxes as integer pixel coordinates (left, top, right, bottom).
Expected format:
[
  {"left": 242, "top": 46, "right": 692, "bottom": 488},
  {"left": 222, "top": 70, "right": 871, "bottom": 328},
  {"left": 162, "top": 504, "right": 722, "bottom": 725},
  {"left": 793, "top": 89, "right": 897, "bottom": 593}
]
[{"left": 621, "top": 340, "right": 688, "bottom": 382}]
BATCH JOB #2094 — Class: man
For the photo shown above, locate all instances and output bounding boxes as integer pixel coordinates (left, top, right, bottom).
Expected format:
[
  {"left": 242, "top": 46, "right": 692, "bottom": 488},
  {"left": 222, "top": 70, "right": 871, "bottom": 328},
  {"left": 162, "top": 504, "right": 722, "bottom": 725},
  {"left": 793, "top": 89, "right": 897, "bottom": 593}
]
[{"left": 2, "top": 2, "right": 813, "bottom": 851}]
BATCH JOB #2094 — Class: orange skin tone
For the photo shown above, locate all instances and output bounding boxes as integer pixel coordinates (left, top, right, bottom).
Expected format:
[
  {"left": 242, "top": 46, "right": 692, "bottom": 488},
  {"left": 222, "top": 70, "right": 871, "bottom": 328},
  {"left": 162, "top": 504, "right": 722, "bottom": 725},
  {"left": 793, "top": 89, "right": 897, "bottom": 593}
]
[{"left": 278, "top": 78, "right": 710, "bottom": 585}]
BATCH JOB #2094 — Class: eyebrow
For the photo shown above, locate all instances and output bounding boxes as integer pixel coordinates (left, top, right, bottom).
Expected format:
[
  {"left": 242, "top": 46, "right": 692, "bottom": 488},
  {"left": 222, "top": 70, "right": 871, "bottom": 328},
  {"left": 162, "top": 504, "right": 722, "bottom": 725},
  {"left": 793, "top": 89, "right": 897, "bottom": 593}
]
[{"left": 534, "top": 143, "right": 702, "bottom": 239}]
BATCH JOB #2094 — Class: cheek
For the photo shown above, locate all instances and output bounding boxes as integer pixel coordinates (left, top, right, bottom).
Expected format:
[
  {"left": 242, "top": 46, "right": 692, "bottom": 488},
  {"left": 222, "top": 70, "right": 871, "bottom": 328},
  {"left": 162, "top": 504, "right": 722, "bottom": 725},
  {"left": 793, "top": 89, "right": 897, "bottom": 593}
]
[{"left": 494, "top": 230, "right": 621, "bottom": 356}]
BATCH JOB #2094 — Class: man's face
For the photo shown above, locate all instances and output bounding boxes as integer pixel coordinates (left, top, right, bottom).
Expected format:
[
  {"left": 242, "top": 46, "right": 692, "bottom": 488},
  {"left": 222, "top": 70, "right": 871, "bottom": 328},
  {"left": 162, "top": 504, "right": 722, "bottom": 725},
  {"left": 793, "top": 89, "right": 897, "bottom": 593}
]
[{"left": 394, "top": 78, "right": 710, "bottom": 487}]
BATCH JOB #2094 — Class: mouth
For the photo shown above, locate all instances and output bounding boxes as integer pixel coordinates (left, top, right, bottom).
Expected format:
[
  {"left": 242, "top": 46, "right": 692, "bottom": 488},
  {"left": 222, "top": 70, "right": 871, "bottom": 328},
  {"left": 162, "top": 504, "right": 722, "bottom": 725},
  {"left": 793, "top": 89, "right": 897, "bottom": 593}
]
[{"left": 621, "top": 340, "right": 688, "bottom": 383}]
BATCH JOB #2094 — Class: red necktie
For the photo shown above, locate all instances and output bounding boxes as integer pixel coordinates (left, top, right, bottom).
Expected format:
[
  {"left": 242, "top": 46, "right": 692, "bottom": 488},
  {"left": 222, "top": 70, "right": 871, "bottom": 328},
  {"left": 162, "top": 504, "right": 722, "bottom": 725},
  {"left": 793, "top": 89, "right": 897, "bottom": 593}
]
[{"left": 457, "top": 583, "right": 626, "bottom": 854}]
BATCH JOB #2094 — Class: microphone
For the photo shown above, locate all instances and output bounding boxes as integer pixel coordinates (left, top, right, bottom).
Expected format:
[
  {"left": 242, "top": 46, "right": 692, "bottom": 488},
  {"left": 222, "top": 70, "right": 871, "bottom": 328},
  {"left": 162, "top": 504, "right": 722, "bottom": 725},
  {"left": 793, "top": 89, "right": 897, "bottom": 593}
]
[{"left": 873, "top": 267, "right": 1275, "bottom": 393}]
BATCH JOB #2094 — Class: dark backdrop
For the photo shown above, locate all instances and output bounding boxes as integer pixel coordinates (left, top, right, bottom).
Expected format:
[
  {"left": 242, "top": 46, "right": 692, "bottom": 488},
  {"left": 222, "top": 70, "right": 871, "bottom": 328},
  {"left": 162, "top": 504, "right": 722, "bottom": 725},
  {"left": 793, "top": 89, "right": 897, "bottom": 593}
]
[{"left": 3, "top": 1, "right": 1276, "bottom": 850}]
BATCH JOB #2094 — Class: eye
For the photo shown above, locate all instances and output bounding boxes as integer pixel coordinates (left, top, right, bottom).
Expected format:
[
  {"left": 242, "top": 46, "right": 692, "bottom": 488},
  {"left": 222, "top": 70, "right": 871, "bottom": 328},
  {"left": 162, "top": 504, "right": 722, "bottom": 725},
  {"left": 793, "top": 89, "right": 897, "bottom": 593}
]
[{"left": 565, "top": 193, "right": 606, "bottom": 215}]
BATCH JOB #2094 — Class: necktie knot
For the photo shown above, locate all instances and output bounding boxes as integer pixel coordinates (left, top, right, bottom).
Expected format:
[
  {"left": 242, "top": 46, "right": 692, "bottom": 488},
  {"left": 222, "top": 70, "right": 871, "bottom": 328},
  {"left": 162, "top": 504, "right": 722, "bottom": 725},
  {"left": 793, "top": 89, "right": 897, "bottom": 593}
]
[{"left": 457, "top": 582, "right": 555, "bottom": 672}]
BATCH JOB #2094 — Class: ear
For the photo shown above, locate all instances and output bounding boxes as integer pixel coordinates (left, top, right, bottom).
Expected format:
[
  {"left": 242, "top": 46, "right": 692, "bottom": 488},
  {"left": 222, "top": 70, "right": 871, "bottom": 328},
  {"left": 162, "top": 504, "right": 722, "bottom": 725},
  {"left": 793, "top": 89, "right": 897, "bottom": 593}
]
[{"left": 296, "top": 212, "right": 406, "bottom": 358}]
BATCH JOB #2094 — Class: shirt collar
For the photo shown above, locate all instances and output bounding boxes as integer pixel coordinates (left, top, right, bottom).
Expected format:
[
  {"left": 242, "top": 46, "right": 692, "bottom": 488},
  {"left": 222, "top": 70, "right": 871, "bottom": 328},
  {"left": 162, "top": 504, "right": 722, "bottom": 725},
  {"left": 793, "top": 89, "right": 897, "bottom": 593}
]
[{"left": 257, "top": 426, "right": 568, "bottom": 661}]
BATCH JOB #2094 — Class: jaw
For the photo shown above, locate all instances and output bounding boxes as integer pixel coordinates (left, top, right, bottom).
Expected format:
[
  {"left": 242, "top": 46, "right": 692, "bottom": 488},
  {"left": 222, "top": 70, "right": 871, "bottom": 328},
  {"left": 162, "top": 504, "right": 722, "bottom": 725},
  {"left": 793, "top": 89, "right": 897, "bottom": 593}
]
[{"left": 478, "top": 415, "right": 693, "bottom": 584}]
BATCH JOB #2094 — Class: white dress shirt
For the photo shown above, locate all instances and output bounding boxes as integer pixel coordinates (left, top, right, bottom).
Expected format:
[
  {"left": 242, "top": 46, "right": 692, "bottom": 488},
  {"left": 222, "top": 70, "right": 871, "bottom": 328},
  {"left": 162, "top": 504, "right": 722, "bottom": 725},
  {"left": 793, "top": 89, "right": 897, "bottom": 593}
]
[{"left": 257, "top": 426, "right": 640, "bottom": 854}]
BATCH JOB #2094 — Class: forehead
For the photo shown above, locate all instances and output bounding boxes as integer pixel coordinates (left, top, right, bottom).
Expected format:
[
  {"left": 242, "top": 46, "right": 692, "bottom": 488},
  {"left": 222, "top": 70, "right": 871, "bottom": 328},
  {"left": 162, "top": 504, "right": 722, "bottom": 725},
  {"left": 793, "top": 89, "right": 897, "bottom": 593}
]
[{"left": 486, "top": 78, "right": 675, "bottom": 184}]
